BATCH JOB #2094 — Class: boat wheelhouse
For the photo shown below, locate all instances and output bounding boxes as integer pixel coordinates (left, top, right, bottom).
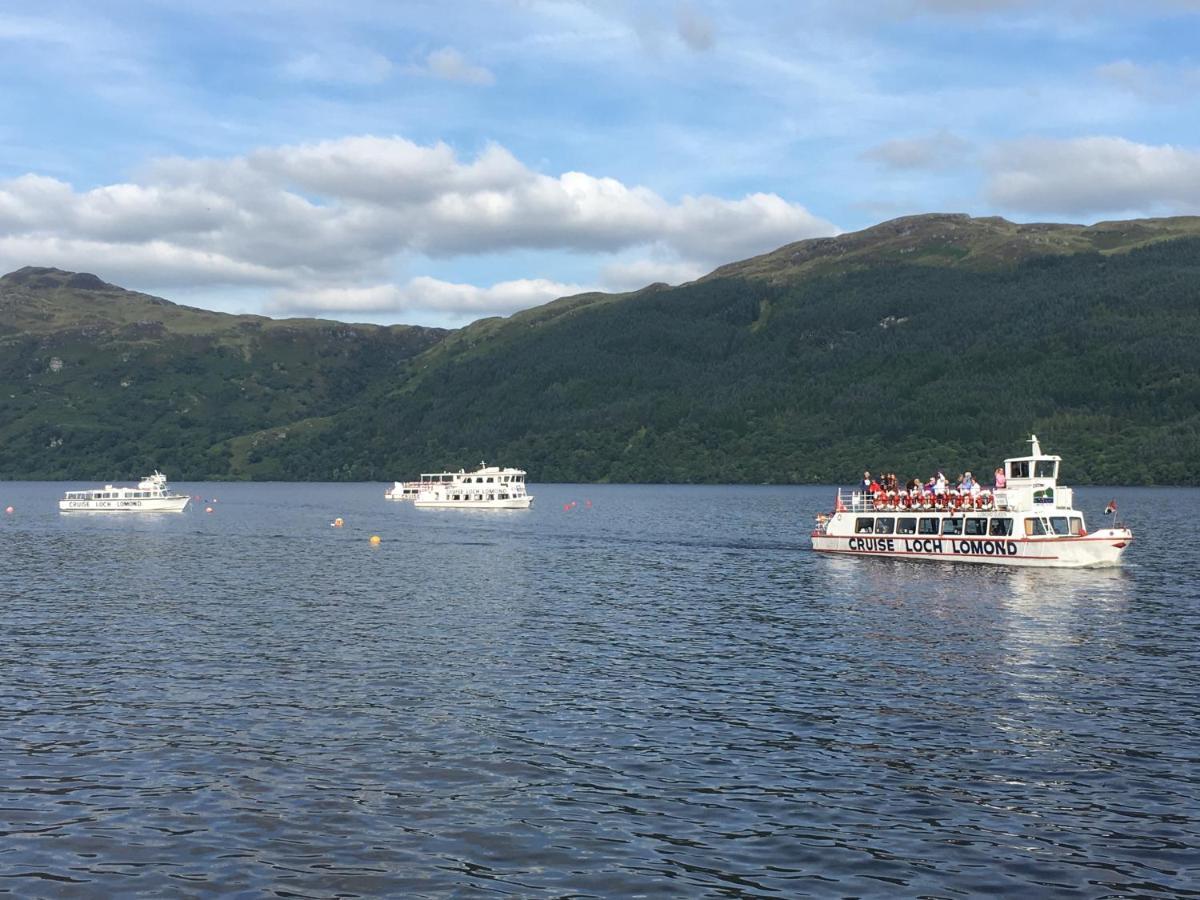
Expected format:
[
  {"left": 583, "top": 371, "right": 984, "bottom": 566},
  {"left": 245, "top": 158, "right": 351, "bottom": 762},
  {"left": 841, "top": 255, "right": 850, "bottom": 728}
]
[
  {"left": 386, "top": 462, "right": 533, "bottom": 509},
  {"left": 59, "top": 471, "right": 190, "bottom": 513},
  {"left": 811, "top": 436, "right": 1132, "bottom": 568}
]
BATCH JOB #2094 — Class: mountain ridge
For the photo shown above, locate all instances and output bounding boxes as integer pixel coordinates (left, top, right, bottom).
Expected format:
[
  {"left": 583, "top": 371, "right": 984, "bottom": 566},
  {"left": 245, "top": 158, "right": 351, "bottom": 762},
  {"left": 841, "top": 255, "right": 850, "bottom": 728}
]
[{"left": 2, "top": 213, "right": 1198, "bottom": 484}]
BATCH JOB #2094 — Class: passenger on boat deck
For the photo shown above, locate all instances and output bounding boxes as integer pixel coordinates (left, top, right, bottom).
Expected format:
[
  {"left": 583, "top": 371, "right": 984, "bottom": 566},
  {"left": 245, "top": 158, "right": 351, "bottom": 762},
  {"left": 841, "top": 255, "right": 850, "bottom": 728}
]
[
  {"left": 868, "top": 477, "right": 882, "bottom": 494},
  {"left": 906, "top": 477, "right": 920, "bottom": 493},
  {"left": 861, "top": 471, "right": 872, "bottom": 492},
  {"left": 934, "top": 472, "right": 947, "bottom": 495},
  {"left": 993, "top": 466, "right": 1006, "bottom": 489},
  {"left": 960, "top": 472, "right": 975, "bottom": 493}
]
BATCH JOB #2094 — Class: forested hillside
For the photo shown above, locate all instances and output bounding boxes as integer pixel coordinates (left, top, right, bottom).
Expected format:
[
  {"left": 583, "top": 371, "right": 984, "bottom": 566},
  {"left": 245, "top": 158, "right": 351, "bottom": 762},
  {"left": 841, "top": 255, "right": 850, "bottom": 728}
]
[
  {"left": 257, "top": 236, "right": 1200, "bottom": 485},
  {"left": 0, "top": 268, "right": 445, "bottom": 479},
  {"left": 2, "top": 214, "right": 1198, "bottom": 484}
]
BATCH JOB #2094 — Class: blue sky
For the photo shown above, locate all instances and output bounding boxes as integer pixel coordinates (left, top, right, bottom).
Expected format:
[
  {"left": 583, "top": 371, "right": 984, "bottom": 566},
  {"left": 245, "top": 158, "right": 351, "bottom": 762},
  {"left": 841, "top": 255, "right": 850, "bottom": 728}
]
[{"left": 1, "top": 0, "right": 1198, "bottom": 326}]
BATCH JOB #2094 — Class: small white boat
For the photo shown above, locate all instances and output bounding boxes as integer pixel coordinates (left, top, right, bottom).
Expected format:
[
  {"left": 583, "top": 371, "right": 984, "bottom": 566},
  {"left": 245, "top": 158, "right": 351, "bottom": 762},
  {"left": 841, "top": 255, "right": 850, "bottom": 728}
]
[
  {"left": 387, "top": 462, "right": 533, "bottom": 509},
  {"left": 59, "top": 471, "right": 190, "bottom": 513},
  {"left": 811, "top": 435, "right": 1133, "bottom": 568}
]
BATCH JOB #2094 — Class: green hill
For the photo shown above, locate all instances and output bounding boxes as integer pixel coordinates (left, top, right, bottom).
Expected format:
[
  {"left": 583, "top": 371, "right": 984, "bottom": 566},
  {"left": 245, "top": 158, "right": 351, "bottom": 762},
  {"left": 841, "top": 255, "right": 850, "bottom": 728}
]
[
  {"left": 2, "top": 213, "right": 1199, "bottom": 484},
  {"left": 0, "top": 267, "right": 446, "bottom": 479}
]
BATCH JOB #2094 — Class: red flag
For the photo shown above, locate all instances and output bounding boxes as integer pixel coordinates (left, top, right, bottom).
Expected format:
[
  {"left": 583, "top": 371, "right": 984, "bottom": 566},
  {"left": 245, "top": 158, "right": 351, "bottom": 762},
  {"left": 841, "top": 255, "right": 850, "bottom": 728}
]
[{"left": 1104, "top": 500, "right": 1117, "bottom": 515}]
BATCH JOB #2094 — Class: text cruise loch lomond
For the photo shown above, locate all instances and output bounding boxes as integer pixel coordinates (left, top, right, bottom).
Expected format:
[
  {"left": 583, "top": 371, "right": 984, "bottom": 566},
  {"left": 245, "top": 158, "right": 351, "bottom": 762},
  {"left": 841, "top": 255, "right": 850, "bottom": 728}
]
[
  {"left": 811, "top": 436, "right": 1133, "bottom": 568},
  {"left": 59, "top": 471, "right": 190, "bottom": 513}
]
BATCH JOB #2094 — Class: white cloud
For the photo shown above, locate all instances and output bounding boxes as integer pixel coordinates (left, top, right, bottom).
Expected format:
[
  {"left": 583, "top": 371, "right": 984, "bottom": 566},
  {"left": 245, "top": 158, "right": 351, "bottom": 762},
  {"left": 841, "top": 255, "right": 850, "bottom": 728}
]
[
  {"left": 0, "top": 134, "right": 835, "bottom": 322},
  {"left": 985, "top": 136, "right": 1200, "bottom": 215},
  {"left": 282, "top": 47, "right": 393, "bottom": 85},
  {"left": 863, "top": 131, "right": 972, "bottom": 171},
  {"left": 1095, "top": 58, "right": 1200, "bottom": 101},
  {"left": 414, "top": 47, "right": 495, "bottom": 86},
  {"left": 269, "top": 276, "right": 586, "bottom": 318},
  {"left": 599, "top": 257, "right": 705, "bottom": 291},
  {"left": 676, "top": 3, "right": 715, "bottom": 51}
]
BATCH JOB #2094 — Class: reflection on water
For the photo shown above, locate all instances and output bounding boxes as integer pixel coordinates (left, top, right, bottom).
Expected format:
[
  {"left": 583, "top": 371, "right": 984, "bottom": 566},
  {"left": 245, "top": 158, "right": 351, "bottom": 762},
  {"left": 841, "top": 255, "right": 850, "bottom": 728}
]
[{"left": 0, "top": 482, "right": 1195, "bottom": 896}]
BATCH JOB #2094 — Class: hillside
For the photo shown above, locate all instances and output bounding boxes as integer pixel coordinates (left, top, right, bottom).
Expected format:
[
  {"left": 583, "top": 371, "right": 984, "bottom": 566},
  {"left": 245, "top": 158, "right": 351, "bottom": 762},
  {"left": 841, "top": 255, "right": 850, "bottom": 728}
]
[
  {"left": 2, "top": 213, "right": 1199, "bottom": 484},
  {"left": 0, "top": 268, "right": 447, "bottom": 479}
]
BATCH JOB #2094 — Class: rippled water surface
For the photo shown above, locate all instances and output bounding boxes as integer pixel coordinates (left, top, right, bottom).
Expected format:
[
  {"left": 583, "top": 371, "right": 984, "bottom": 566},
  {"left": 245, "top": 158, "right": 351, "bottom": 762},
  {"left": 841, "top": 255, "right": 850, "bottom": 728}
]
[{"left": 0, "top": 482, "right": 1196, "bottom": 897}]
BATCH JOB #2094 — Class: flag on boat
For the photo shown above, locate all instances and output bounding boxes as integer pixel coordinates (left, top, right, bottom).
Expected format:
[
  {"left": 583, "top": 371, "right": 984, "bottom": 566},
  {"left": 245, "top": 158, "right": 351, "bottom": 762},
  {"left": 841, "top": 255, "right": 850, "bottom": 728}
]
[
  {"left": 1104, "top": 499, "right": 1117, "bottom": 515},
  {"left": 835, "top": 492, "right": 846, "bottom": 512}
]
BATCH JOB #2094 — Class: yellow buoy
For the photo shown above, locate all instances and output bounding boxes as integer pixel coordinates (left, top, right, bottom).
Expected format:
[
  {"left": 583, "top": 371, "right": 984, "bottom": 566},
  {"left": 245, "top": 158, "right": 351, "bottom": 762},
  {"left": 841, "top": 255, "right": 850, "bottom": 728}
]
[{"left": 369, "top": 535, "right": 381, "bottom": 545}]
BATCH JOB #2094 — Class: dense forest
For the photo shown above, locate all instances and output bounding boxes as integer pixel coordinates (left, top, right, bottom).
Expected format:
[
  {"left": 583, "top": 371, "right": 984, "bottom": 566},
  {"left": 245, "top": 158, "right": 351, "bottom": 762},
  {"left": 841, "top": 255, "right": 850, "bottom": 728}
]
[{"left": 2, "top": 215, "right": 1198, "bottom": 485}]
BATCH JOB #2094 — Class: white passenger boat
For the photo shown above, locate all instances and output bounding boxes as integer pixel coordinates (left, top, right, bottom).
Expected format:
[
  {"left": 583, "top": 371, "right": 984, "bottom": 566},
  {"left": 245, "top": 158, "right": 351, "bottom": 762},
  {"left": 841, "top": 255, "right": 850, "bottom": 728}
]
[
  {"left": 384, "top": 481, "right": 420, "bottom": 501},
  {"left": 811, "top": 436, "right": 1133, "bottom": 568},
  {"left": 59, "top": 471, "right": 190, "bottom": 513},
  {"left": 387, "top": 462, "right": 533, "bottom": 509}
]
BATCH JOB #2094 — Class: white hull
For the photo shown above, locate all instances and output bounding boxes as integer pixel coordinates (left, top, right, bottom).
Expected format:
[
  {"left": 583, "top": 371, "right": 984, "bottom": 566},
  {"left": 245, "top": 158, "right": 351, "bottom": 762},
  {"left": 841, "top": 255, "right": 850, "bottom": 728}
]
[
  {"left": 59, "top": 496, "right": 190, "bottom": 512},
  {"left": 414, "top": 496, "right": 533, "bottom": 509},
  {"left": 811, "top": 528, "right": 1131, "bottom": 568}
]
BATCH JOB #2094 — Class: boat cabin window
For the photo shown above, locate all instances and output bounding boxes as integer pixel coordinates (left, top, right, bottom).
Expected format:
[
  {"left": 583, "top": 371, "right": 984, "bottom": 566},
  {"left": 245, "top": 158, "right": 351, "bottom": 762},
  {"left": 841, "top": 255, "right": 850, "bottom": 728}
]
[
  {"left": 1009, "top": 461, "right": 1030, "bottom": 479},
  {"left": 855, "top": 517, "right": 874, "bottom": 534},
  {"left": 896, "top": 517, "right": 916, "bottom": 535},
  {"left": 1050, "top": 516, "right": 1069, "bottom": 535},
  {"left": 941, "top": 518, "right": 963, "bottom": 536},
  {"left": 1035, "top": 460, "right": 1058, "bottom": 479},
  {"left": 964, "top": 517, "right": 988, "bottom": 536},
  {"left": 874, "top": 517, "right": 894, "bottom": 534},
  {"left": 918, "top": 518, "right": 939, "bottom": 535},
  {"left": 487, "top": 477, "right": 494, "bottom": 483},
  {"left": 989, "top": 518, "right": 1014, "bottom": 536},
  {"left": 1025, "top": 517, "right": 1047, "bottom": 536},
  {"left": 1070, "top": 517, "right": 1083, "bottom": 535}
]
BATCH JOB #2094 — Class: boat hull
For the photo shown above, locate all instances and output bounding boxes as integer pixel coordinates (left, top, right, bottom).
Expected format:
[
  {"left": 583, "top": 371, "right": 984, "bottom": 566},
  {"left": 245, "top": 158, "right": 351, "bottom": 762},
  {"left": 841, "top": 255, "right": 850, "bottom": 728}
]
[
  {"left": 414, "top": 496, "right": 533, "bottom": 509},
  {"left": 59, "top": 496, "right": 190, "bottom": 512},
  {"left": 811, "top": 528, "right": 1131, "bottom": 568}
]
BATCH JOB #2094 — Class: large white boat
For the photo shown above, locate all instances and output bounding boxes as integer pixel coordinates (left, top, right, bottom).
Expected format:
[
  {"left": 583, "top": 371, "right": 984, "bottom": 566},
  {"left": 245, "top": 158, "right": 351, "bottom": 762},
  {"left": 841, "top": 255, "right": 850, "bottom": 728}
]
[
  {"left": 811, "top": 436, "right": 1133, "bottom": 568},
  {"left": 387, "top": 462, "right": 534, "bottom": 509},
  {"left": 59, "top": 471, "right": 190, "bottom": 513}
]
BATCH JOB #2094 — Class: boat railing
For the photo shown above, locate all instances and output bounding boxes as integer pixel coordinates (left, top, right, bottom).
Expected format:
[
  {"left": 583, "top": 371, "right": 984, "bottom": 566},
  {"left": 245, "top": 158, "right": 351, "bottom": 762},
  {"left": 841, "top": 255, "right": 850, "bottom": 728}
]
[{"left": 837, "top": 488, "right": 1006, "bottom": 513}]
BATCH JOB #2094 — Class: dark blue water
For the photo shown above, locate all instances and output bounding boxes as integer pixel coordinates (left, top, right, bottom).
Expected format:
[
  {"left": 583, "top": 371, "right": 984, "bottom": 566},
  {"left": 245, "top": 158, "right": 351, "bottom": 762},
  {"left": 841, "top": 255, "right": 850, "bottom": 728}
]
[{"left": 0, "top": 482, "right": 1196, "bottom": 897}]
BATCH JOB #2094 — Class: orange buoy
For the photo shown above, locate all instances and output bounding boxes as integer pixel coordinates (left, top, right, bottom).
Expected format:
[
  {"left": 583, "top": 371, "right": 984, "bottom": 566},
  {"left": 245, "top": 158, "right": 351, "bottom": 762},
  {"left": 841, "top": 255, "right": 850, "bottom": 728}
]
[{"left": 369, "top": 535, "right": 381, "bottom": 545}]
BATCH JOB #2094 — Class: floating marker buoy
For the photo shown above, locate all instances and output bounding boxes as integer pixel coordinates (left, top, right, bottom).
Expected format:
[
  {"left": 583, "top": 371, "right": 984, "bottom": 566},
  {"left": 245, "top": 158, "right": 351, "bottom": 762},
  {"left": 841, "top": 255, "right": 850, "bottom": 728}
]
[
  {"left": 369, "top": 535, "right": 381, "bottom": 545},
  {"left": 205, "top": 506, "right": 214, "bottom": 513},
  {"left": 4, "top": 506, "right": 12, "bottom": 514},
  {"left": 334, "top": 517, "right": 344, "bottom": 528}
]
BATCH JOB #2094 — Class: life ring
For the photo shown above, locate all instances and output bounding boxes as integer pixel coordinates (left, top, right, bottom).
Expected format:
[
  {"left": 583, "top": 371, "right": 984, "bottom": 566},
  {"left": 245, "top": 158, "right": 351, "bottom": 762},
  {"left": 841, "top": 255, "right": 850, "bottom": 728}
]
[
  {"left": 935, "top": 495, "right": 946, "bottom": 510},
  {"left": 874, "top": 491, "right": 886, "bottom": 509}
]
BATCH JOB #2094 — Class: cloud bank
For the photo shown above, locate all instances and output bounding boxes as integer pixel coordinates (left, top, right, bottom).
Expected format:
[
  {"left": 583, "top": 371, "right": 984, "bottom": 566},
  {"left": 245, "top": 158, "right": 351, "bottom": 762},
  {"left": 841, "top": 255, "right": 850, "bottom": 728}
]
[
  {"left": 986, "top": 136, "right": 1200, "bottom": 216},
  {"left": 0, "top": 135, "right": 835, "bottom": 320}
]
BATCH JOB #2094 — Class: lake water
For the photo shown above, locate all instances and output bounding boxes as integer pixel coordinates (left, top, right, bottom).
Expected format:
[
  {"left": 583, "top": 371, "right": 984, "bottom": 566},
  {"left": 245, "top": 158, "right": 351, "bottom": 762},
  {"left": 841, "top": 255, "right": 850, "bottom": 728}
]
[{"left": 0, "top": 482, "right": 1196, "bottom": 897}]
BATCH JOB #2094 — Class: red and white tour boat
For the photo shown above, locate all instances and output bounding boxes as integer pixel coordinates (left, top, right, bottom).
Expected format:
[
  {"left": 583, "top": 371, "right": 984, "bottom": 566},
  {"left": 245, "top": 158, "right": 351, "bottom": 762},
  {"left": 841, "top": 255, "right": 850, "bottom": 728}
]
[{"left": 811, "top": 436, "right": 1132, "bottom": 568}]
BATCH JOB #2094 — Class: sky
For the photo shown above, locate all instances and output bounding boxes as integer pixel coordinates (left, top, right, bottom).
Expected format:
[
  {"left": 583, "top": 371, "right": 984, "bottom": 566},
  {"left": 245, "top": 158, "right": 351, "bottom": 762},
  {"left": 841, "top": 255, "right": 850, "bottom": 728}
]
[{"left": 0, "top": 0, "right": 1198, "bottom": 327}]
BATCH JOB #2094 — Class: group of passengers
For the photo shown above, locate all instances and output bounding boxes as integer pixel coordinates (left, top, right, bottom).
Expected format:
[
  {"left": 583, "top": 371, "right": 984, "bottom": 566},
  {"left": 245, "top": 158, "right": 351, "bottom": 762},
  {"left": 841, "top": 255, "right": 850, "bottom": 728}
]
[{"left": 859, "top": 466, "right": 1008, "bottom": 510}]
